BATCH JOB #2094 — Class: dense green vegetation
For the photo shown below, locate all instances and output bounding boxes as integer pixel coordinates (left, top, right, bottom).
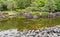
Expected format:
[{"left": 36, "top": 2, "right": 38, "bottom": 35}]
[
  {"left": 30, "top": 12, "right": 49, "bottom": 15},
  {"left": 0, "top": 0, "right": 60, "bottom": 12}
]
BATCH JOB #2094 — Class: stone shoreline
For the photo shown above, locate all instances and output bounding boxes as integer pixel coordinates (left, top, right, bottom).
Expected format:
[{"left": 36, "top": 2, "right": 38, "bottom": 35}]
[{"left": 0, "top": 26, "right": 60, "bottom": 37}]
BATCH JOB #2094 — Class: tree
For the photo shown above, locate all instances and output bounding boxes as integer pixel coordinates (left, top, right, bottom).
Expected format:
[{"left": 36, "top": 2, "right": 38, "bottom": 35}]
[
  {"left": 54, "top": 0, "right": 60, "bottom": 11},
  {"left": 7, "top": 0, "right": 17, "bottom": 11},
  {"left": 0, "top": 1, "right": 2, "bottom": 11},
  {"left": 31, "top": 0, "right": 46, "bottom": 7},
  {"left": 0, "top": 0, "right": 18, "bottom": 11},
  {"left": 15, "top": 0, "right": 33, "bottom": 9},
  {"left": 44, "top": 0, "right": 56, "bottom": 12}
]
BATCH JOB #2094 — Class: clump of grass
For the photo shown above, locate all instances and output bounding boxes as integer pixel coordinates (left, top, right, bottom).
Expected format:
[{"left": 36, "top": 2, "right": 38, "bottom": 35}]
[
  {"left": 2, "top": 11, "right": 10, "bottom": 15},
  {"left": 39, "top": 12, "right": 49, "bottom": 15},
  {"left": 15, "top": 9, "right": 27, "bottom": 12},
  {"left": 30, "top": 11, "right": 40, "bottom": 15},
  {"left": 30, "top": 11, "right": 49, "bottom": 15}
]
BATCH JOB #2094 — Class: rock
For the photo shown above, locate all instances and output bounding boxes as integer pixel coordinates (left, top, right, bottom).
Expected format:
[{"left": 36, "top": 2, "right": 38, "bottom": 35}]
[
  {"left": 35, "top": 30, "right": 40, "bottom": 34},
  {"left": 0, "top": 26, "right": 60, "bottom": 37},
  {"left": 40, "top": 14, "right": 48, "bottom": 18},
  {"left": 25, "top": 14, "right": 33, "bottom": 19},
  {"left": 18, "top": 12, "right": 24, "bottom": 16},
  {"left": 48, "top": 13, "right": 56, "bottom": 18},
  {"left": 55, "top": 12, "right": 60, "bottom": 16},
  {"left": 33, "top": 14, "right": 40, "bottom": 19},
  {"left": 0, "top": 13, "right": 7, "bottom": 18}
]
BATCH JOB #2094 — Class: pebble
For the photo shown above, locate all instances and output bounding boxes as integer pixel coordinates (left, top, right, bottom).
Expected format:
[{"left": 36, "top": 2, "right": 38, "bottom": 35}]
[{"left": 0, "top": 26, "right": 60, "bottom": 37}]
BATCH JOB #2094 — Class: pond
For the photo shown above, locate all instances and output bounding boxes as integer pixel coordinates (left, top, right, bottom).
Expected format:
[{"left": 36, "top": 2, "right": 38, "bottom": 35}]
[{"left": 0, "top": 17, "right": 60, "bottom": 31}]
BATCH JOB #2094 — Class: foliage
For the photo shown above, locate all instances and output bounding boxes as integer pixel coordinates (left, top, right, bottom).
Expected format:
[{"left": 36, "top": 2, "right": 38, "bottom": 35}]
[
  {"left": 31, "top": 0, "right": 46, "bottom": 7},
  {"left": 0, "top": 0, "right": 60, "bottom": 11},
  {"left": 30, "top": 12, "right": 40, "bottom": 15},
  {"left": 54, "top": 0, "right": 60, "bottom": 11},
  {"left": 39, "top": 12, "right": 49, "bottom": 15},
  {"left": 14, "top": 0, "right": 33, "bottom": 9},
  {"left": 16, "top": 16, "right": 26, "bottom": 19},
  {"left": 30, "top": 12, "right": 49, "bottom": 15},
  {"left": 44, "top": 0, "right": 56, "bottom": 12},
  {"left": 15, "top": 9, "right": 27, "bottom": 12},
  {"left": 0, "top": 0, "right": 17, "bottom": 11},
  {"left": 2, "top": 11, "right": 9, "bottom": 15}
]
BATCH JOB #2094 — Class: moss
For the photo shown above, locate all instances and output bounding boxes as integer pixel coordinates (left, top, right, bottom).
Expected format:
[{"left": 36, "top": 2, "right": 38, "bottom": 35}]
[
  {"left": 15, "top": 9, "right": 27, "bottom": 12},
  {"left": 30, "top": 12, "right": 40, "bottom": 15},
  {"left": 30, "top": 11, "right": 49, "bottom": 15},
  {"left": 2, "top": 11, "right": 9, "bottom": 15},
  {"left": 39, "top": 12, "right": 49, "bottom": 15}
]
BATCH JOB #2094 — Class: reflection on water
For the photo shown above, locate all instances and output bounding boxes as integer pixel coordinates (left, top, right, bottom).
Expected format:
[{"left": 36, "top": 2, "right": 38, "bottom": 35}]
[{"left": 0, "top": 17, "right": 60, "bottom": 30}]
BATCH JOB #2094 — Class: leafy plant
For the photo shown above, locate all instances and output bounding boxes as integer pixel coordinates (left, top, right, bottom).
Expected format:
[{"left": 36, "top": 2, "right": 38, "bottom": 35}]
[
  {"left": 44, "top": 0, "right": 56, "bottom": 12},
  {"left": 15, "top": 9, "right": 27, "bottom": 12},
  {"left": 2, "top": 11, "right": 9, "bottom": 15},
  {"left": 30, "top": 11, "right": 40, "bottom": 15},
  {"left": 30, "top": 11, "right": 49, "bottom": 15}
]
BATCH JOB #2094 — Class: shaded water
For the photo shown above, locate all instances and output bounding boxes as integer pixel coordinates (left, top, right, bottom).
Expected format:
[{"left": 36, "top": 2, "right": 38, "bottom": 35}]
[{"left": 0, "top": 17, "right": 60, "bottom": 30}]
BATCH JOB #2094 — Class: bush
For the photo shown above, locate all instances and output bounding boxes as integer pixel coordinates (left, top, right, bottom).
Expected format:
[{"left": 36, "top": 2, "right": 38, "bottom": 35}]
[
  {"left": 30, "top": 11, "right": 49, "bottom": 15},
  {"left": 15, "top": 9, "right": 27, "bottom": 12},
  {"left": 39, "top": 12, "right": 49, "bottom": 15},
  {"left": 30, "top": 11, "right": 40, "bottom": 15},
  {"left": 16, "top": 16, "right": 26, "bottom": 19},
  {"left": 26, "top": 7, "right": 41, "bottom": 12},
  {"left": 2, "top": 11, "right": 9, "bottom": 15}
]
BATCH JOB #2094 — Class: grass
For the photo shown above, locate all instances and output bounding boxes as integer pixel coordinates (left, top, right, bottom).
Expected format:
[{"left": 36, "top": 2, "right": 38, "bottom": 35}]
[
  {"left": 30, "top": 11, "right": 49, "bottom": 15},
  {"left": 15, "top": 9, "right": 27, "bottom": 12},
  {"left": 30, "top": 12, "right": 40, "bottom": 15},
  {"left": 0, "top": 16, "right": 60, "bottom": 31}
]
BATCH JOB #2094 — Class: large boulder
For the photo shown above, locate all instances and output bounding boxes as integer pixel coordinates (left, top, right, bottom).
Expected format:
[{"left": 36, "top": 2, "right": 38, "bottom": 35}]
[
  {"left": 8, "top": 12, "right": 18, "bottom": 16},
  {"left": 18, "top": 12, "right": 30, "bottom": 16},
  {"left": 39, "top": 14, "right": 48, "bottom": 18},
  {"left": 0, "top": 13, "right": 8, "bottom": 21},
  {"left": 25, "top": 14, "right": 33, "bottom": 19},
  {"left": 33, "top": 14, "right": 40, "bottom": 19},
  {"left": 0, "top": 13, "right": 7, "bottom": 18},
  {"left": 55, "top": 12, "right": 60, "bottom": 16},
  {"left": 18, "top": 12, "right": 24, "bottom": 16},
  {"left": 23, "top": 12, "right": 30, "bottom": 16},
  {"left": 48, "top": 13, "right": 56, "bottom": 18}
]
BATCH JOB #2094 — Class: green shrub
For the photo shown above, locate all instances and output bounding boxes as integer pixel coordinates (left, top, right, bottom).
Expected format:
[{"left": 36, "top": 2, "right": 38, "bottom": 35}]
[
  {"left": 30, "top": 11, "right": 49, "bottom": 15},
  {"left": 15, "top": 9, "right": 22, "bottom": 12},
  {"left": 26, "top": 7, "right": 40, "bottom": 12},
  {"left": 39, "top": 12, "right": 49, "bottom": 15},
  {"left": 30, "top": 11, "right": 40, "bottom": 15},
  {"left": 2, "top": 11, "right": 9, "bottom": 15},
  {"left": 15, "top": 9, "right": 27, "bottom": 12},
  {"left": 16, "top": 16, "right": 26, "bottom": 19}
]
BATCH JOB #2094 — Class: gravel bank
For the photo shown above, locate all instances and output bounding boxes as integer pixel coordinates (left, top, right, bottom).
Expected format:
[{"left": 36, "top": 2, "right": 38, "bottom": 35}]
[{"left": 0, "top": 26, "right": 60, "bottom": 37}]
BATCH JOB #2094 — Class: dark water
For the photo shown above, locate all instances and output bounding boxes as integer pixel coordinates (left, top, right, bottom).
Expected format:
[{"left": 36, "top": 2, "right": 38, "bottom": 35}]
[{"left": 0, "top": 17, "right": 60, "bottom": 30}]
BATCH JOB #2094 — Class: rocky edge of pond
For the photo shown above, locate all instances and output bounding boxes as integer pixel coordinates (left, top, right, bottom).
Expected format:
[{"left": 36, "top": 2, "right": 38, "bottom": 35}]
[
  {"left": 0, "top": 26, "right": 60, "bottom": 37},
  {"left": 0, "top": 12, "right": 60, "bottom": 19}
]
